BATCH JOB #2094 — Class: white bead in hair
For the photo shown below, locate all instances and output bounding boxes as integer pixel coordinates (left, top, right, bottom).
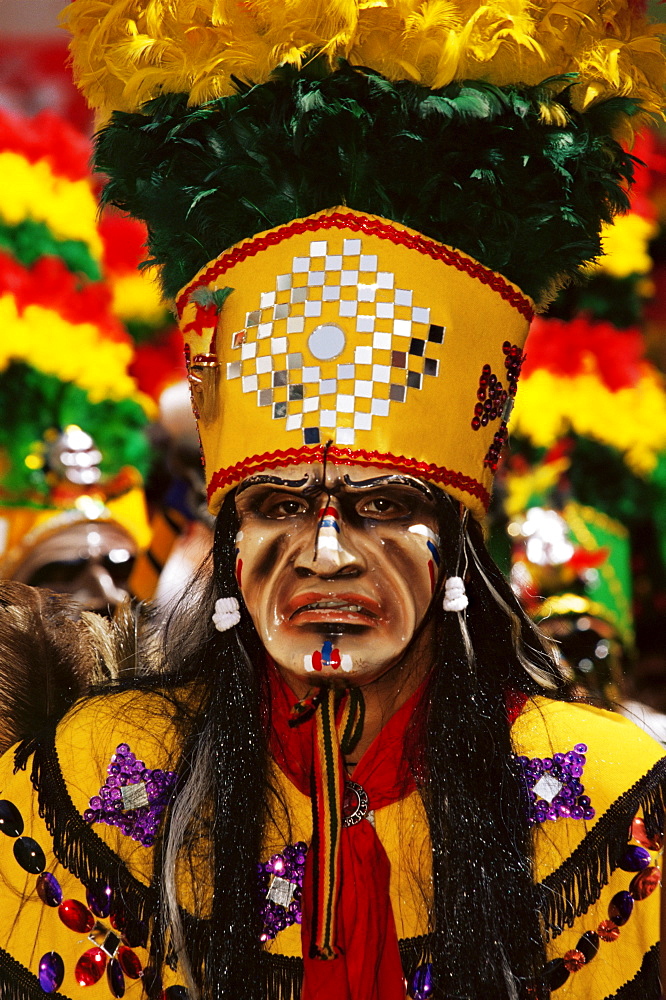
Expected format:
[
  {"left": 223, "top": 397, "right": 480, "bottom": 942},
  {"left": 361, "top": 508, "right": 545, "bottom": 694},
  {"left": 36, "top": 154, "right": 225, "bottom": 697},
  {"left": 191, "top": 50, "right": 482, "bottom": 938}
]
[
  {"left": 212, "top": 597, "right": 241, "bottom": 632},
  {"left": 442, "top": 576, "right": 468, "bottom": 613}
]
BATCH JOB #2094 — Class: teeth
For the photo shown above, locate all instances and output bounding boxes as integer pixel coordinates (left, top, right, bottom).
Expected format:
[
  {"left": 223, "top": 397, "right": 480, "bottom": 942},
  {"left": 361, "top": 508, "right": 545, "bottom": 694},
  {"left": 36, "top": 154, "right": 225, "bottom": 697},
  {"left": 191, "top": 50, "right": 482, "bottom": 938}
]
[{"left": 302, "top": 601, "right": 365, "bottom": 613}]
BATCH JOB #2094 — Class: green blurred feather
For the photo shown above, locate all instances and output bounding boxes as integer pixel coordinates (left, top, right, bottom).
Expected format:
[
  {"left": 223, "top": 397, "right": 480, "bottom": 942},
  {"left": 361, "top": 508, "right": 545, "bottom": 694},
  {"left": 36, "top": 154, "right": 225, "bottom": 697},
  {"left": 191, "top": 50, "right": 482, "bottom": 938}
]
[{"left": 0, "top": 363, "right": 150, "bottom": 503}]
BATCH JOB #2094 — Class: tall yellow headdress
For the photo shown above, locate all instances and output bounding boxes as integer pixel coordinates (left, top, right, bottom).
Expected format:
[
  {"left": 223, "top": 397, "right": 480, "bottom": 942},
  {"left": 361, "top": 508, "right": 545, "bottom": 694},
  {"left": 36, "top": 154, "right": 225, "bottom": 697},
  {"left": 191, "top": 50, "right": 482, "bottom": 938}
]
[{"left": 63, "top": 0, "right": 666, "bottom": 517}]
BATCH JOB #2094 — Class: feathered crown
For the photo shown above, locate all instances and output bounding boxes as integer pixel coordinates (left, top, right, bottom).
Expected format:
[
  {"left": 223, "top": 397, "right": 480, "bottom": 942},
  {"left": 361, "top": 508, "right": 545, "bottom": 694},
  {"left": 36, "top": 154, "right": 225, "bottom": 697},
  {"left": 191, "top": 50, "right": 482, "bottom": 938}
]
[
  {"left": 0, "top": 108, "right": 153, "bottom": 574},
  {"left": 63, "top": 0, "right": 666, "bottom": 517}
]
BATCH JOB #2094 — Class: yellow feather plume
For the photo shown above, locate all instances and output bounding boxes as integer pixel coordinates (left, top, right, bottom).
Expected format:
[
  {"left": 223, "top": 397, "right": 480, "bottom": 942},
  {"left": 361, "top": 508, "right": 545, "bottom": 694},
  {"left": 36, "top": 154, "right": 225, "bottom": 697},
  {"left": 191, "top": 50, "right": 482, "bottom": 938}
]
[{"left": 62, "top": 0, "right": 666, "bottom": 129}]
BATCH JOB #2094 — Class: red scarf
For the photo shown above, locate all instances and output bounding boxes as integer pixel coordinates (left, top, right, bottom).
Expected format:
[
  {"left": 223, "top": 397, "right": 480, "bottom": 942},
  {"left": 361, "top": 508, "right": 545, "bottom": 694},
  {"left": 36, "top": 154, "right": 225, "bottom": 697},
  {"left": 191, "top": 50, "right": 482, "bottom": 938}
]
[{"left": 269, "top": 667, "right": 425, "bottom": 1000}]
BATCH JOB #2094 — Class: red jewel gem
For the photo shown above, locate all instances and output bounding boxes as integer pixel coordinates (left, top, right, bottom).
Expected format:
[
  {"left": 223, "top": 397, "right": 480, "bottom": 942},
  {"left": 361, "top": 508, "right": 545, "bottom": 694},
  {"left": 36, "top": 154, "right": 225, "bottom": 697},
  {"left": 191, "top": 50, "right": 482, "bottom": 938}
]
[
  {"left": 117, "top": 946, "right": 143, "bottom": 979},
  {"left": 563, "top": 950, "right": 585, "bottom": 972},
  {"left": 58, "top": 899, "right": 95, "bottom": 934},
  {"left": 597, "top": 920, "right": 620, "bottom": 942},
  {"left": 631, "top": 817, "right": 663, "bottom": 851},
  {"left": 75, "top": 947, "right": 107, "bottom": 986},
  {"left": 342, "top": 784, "right": 361, "bottom": 819},
  {"left": 630, "top": 866, "right": 661, "bottom": 900}
]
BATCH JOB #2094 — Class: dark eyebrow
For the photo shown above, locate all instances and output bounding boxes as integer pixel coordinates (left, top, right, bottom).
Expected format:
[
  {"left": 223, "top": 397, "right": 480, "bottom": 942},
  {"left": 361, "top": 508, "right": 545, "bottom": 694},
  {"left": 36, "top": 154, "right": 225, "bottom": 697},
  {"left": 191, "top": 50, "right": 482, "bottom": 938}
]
[
  {"left": 235, "top": 474, "right": 310, "bottom": 496},
  {"left": 341, "top": 473, "right": 434, "bottom": 498}
]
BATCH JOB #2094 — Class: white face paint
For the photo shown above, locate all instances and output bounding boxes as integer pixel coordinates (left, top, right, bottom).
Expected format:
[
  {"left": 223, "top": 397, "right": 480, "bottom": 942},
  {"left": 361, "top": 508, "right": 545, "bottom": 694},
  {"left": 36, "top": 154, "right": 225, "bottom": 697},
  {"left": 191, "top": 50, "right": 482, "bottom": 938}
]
[
  {"left": 408, "top": 524, "right": 441, "bottom": 595},
  {"left": 234, "top": 462, "right": 442, "bottom": 690}
]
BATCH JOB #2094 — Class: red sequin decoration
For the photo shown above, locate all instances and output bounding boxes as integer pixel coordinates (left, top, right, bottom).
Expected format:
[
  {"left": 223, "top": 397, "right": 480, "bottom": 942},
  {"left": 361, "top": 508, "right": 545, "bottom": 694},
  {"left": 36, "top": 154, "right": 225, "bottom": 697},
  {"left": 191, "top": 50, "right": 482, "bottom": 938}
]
[
  {"left": 563, "top": 950, "right": 586, "bottom": 972},
  {"left": 631, "top": 816, "right": 664, "bottom": 851},
  {"left": 176, "top": 212, "right": 534, "bottom": 322},
  {"left": 471, "top": 342, "right": 525, "bottom": 472},
  {"left": 75, "top": 947, "right": 107, "bottom": 986},
  {"left": 629, "top": 866, "right": 661, "bottom": 900},
  {"left": 117, "top": 945, "right": 143, "bottom": 979},
  {"left": 58, "top": 899, "right": 95, "bottom": 934},
  {"left": 505, "top": 689, "right": 529, "bottom": 726},
  {"left": 207, "top": 445, "right": 491, "bottom": 510},
  {"left": 597, "top": 920, "right": 620, "bottom": 942}
]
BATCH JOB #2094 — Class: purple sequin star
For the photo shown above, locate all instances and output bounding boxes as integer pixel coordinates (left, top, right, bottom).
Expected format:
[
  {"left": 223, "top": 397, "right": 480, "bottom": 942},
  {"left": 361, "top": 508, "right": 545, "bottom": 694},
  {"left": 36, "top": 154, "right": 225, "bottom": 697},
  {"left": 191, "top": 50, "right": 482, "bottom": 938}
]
[
  {"left": 517, "top": 743, "right": 595, "bottom": 826},
  {"left": 84, "top": 744, "right": 177, "bottom": 847},
  {"left": 257, "top": 842, "right": 308, "bottom": 941}
]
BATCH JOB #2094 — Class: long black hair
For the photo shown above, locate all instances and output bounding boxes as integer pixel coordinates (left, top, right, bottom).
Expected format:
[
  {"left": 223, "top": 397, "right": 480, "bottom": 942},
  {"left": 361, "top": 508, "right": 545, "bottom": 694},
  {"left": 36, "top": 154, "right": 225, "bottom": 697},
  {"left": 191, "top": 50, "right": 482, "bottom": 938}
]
[{"left": 127, "top": 486, "right": 565, "bottom": 998}]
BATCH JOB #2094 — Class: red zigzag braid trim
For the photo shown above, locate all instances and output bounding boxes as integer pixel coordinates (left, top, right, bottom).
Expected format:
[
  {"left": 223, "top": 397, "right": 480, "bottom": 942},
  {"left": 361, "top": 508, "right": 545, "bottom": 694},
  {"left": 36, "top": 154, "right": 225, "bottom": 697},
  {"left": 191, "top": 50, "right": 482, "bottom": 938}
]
[
  {"left": 207, "top": 446, "right": 491, "bottom": 510},
  {"left": 177, "top": 213, "right": 534, "bottom": 322}
]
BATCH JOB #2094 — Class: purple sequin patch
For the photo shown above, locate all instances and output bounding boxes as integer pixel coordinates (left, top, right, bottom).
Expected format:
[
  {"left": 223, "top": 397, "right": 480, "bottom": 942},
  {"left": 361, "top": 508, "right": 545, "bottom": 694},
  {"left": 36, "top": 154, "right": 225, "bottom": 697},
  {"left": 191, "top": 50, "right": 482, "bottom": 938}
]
[
  {"left": 518, "top": 743, "right": 596, "bottom": 826},
  {"left": 257, "top": 842, "right": 308, "bottom": 941},
  {"left": 84, "top": 744, "right": 177, "bottom": 847}
]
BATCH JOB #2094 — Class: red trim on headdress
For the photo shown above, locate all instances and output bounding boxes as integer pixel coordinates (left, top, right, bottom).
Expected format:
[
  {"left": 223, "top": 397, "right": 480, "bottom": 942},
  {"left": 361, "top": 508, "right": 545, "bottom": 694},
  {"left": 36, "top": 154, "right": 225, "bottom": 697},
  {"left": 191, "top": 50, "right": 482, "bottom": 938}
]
[
  {"left": 177, "top": 212, "right": 534, "bottom": 322},
  {"left": 207, "top": 446, "right": 491, "bottom": 509}
]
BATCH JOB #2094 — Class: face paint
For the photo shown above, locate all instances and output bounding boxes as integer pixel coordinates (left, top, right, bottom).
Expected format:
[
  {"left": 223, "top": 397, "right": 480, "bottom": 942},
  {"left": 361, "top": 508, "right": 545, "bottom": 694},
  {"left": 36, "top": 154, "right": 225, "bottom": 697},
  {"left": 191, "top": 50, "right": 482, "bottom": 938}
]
[
  {"left": 304, "top": 641, "right": 354, "bottom": 673},
  {"left": 234, "top": 462, "right": 442, "bottom": 690},
  {"left": 312, "top": 500, "right": 358, "bottom": 570},
  {"left": 234, "top": 530, "right": 244, "bottom": 587},
  {"left": 408, "top": 524, "right": 442, "bottom": 595}
]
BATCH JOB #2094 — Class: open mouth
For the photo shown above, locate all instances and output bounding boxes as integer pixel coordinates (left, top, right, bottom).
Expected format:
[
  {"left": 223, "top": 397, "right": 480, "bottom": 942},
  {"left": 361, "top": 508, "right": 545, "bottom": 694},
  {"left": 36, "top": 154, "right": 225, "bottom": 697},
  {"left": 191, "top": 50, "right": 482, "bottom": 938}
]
[{"left": 286, "top": 594, "right": 380, "bottom": 625}]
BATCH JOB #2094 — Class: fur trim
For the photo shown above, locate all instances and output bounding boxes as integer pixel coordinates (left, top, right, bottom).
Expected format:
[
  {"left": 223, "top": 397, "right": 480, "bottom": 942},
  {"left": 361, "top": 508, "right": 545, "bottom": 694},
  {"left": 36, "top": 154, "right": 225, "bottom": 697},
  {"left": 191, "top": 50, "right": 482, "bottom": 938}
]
[{"left": 0, "top": 584, "right": 156, "bottom": 753}]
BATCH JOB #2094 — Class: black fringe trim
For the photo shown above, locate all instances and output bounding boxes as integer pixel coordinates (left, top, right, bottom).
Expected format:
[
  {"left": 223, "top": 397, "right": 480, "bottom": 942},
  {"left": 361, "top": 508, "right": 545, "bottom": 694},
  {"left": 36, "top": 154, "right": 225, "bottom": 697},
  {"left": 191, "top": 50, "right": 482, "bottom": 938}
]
[
  {"left": 0, "top": 944, "right": 70, "bottom": 999},
  {"left": 258, "top": 934, "right": 432, "bottom": 999},
  {"left": 536, "top": 756, "right": 666, "bottom": 940},
  {"left": 259, "top": 952, "right": 301, "bottom": 1000},
  {"left": 14, "top": 730, "right": 155, "bottom": 946},
  {"left": 605, "top": 942, "right": 660, "bottom": 1000}
]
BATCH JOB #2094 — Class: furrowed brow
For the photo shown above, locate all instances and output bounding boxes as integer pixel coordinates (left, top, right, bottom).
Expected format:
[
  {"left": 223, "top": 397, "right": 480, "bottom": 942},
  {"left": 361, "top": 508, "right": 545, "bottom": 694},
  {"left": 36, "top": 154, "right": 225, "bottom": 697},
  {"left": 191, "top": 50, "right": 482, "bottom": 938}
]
[
  {"left": 341, "top": 473, "right": 434, "bottom": 498},
  {"left": 235, "top": 474, "right": 311, "bottom": 496}
]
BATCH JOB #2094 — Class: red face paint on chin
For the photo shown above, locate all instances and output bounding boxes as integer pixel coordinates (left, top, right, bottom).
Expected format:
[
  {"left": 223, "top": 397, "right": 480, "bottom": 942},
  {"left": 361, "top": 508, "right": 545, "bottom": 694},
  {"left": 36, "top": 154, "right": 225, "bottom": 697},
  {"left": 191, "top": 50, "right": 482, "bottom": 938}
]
[
  {"left": 312, "top": 642, "right": 341, "bottom": 671},
  {"left": 428, "top": 559, "right": 435, "bottom": 594},
  {"left": 236, "top": 558, "right": 243, "bottom": 588}
]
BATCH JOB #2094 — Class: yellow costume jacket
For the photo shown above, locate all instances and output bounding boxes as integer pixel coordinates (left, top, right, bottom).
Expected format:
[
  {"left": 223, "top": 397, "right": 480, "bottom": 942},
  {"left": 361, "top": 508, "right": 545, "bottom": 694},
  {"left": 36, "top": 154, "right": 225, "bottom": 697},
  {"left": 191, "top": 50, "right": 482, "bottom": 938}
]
[{"left": 0, "top": 689, "right": 663, "bottom": 999}]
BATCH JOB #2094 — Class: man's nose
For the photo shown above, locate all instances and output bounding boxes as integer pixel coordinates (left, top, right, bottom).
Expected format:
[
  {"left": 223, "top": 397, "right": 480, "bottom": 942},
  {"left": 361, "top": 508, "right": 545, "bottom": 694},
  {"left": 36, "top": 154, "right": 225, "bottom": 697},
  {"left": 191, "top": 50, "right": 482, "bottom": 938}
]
[{"left": 294, "top": 498, "right": 365, "bottom": 577}]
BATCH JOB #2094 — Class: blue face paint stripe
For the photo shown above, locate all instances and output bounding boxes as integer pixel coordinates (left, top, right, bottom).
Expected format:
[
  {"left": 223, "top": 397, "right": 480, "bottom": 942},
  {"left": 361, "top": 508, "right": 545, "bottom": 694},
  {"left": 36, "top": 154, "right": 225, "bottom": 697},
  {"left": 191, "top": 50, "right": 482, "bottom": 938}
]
[
  {"left": 426, "top": 539, "right": 441, "bottom": 565},
  {"left": 321, "top": 640, "right": 333, "bottom": 665}
]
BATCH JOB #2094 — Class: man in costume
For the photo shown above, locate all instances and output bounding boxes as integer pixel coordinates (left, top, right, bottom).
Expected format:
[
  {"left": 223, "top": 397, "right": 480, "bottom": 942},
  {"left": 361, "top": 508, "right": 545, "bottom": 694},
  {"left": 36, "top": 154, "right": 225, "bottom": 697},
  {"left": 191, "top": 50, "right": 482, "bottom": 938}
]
[{"left": 0, "top": 2, "right": 665, "bottom": 999}]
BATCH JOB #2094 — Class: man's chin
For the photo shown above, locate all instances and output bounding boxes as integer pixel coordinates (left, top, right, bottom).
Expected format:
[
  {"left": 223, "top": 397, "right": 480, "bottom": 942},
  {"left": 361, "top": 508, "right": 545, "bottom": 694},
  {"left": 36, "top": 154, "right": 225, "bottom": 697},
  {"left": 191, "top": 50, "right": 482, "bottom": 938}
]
[{"left": 272, "top": 651, "right": 401, "bottom": 692}]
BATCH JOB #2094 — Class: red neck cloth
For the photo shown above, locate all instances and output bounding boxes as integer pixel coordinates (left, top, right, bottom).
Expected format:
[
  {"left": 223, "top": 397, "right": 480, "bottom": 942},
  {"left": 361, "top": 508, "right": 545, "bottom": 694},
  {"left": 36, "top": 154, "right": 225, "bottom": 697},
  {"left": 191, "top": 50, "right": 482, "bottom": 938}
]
[{"left": 269, "top": 667, "right": 425, "bottom": 1000}]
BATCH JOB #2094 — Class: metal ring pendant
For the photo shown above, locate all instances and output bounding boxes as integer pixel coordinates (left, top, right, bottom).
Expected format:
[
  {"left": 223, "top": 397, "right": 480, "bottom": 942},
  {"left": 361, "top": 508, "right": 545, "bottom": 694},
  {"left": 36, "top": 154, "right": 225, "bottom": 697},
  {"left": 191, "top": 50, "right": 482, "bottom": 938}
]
[{"left": 342, "top": 780, "right": 369, "bottom": 827}]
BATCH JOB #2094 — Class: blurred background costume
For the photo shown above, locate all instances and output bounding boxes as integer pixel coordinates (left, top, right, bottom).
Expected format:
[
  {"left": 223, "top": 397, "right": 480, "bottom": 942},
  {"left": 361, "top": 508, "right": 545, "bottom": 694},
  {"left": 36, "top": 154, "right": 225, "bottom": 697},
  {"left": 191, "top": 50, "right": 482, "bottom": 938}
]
[
  {"left": 494, "top": 152, "right": 666, "bottom": 739},
  {"left": 0, "top": 3, "right": 665, "bottom": 1000},
  {"left": 0, "top": 107, "right": 152, "bottom": 611},
  {"left": 0, "top": 105, "right": 208, "bottom": 615}
]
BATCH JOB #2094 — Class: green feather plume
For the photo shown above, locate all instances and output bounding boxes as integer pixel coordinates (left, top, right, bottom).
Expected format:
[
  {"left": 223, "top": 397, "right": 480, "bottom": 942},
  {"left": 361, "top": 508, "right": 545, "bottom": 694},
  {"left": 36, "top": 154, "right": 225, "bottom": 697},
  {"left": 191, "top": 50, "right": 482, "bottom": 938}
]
[{"left": 94, "top": 65, "right": 638, "bottom": 303}]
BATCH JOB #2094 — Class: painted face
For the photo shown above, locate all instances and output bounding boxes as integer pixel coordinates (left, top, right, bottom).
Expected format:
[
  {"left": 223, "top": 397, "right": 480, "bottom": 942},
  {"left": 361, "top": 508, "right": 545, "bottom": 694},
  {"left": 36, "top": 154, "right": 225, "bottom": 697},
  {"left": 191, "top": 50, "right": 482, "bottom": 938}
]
[
  {"left": 11, "top": 522, "right": 137, "bottom": 615},
  {"left": 234, "top": 462, "right": 442, "bottom": 689}
]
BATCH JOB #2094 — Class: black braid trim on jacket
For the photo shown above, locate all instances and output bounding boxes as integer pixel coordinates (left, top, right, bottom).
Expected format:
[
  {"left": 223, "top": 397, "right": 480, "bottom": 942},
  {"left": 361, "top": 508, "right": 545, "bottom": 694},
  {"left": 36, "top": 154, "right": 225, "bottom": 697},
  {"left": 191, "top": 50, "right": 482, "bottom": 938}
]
[
  {"left": 0, "top": 944, "right": 70, "bottom": 1000},
  {"left": 14, "top": 729, "right": 154, "bottom": 947},
  {"left": 604, "top": 942, "right": 660, "bottom": 1000},
  {"left": 536, "top": 756, "right": 666, "bottom": 939}
]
